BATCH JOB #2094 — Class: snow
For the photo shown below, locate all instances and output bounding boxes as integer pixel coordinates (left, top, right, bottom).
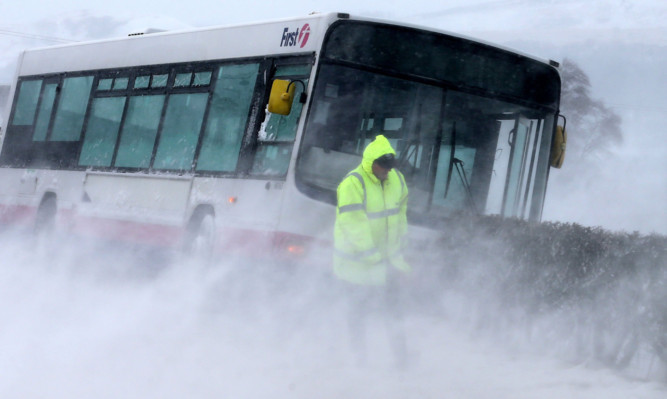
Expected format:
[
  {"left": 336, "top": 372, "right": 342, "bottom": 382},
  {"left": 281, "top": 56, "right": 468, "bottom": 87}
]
[{"left": 0, "top": 233, "right": 664, "bottom": 398}]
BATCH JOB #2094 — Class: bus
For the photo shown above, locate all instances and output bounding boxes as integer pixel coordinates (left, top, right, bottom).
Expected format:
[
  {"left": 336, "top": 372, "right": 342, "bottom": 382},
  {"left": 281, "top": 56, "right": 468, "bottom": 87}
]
[{"left": 0, "top": 12, "right": 564, "bottom": 260}]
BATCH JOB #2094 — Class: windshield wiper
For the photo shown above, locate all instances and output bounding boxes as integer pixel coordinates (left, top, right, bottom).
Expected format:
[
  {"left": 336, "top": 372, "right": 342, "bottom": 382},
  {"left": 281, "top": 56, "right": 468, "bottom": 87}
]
[
  {"left": 444, "top": 122, "right": 456, "bottom": 199},
  {"left": 444, "top": 122, "right": 478, "bottom": 214},
  {"left": 397, "top": 103, "right": 422, "bottom": 178},
  {"left": 453, "top": 157, "right": 478, "bottom": 214}
]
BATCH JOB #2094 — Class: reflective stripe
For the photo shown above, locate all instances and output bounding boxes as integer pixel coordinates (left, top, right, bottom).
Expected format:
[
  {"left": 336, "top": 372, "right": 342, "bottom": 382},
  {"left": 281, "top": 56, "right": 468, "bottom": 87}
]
[
  {"left": 396, "top": 169, "right": 407, "bottom": 206},
  {"left": 396, "top": 169, "right": 406, "bottom": 195},
  {"left": 338, "top": 203, "right": 365, "bottom": 214},
  {"left": 346, "top": 172, "right": 366, "bottom": 208},
  {"left": 344, "top": 170, "right": 404, "bottom": 220},
  {"left": 367, "top": 207, "right": 401, "bottom": 220},
  {"left": 334, "top": 247, "right": 379, "bottom": 261}
]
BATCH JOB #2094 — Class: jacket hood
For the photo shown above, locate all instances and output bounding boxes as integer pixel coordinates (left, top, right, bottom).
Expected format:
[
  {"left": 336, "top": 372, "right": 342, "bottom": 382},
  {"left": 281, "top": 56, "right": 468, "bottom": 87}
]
[{"left": 361, "top": 135, "right": 397, "bottom": 178}]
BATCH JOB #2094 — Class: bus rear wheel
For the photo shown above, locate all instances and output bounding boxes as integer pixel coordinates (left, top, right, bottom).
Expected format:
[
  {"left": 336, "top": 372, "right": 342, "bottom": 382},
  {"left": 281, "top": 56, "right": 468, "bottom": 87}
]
[
  {"left": 184, "top": 212, "right": 216, "bottom": 263},
  {"left": 33, "top": 195, "right": 57, "bottom": 249},
  {"left": 34, "top": 195, "right": 56, "bottom": 234}
]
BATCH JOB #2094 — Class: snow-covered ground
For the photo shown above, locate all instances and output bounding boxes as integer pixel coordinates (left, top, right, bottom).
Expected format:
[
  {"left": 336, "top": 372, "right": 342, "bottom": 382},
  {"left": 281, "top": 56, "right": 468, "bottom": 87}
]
[{"left": 1, "top": 232, "right": 664, "bottom": 398}]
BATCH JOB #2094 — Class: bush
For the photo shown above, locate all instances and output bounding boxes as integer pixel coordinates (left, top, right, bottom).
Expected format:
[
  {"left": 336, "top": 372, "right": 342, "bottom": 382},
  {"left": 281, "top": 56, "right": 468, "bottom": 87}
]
[{"left": 417, "top": 215, "right": 667, "bottom": 379}]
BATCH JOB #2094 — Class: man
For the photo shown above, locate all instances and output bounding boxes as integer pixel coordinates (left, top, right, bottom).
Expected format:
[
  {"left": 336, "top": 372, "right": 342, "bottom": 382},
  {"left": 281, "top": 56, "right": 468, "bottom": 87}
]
[{"left": 333, "top": 134, "right": 410, "bottom": 367}]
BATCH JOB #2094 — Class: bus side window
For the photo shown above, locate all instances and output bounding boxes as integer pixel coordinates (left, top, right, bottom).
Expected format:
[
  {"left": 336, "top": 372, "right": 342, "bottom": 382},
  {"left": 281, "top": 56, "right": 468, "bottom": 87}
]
[
  {"left": 152, "top": 92, "right": 208, "bottom": 171},
  {"left": 50, "top": 76, "right": 94, "bottom": 141},
  {"left": 33, "top": 83, "right": 58, "bottom": 141},
  {"left": 114, "top": 95, "right": 165, "bottom": 168},
  {"left": 10, "top": 80, "right": 43, "bottom": 126},
  {"left": 78, "top": 97, "right": 126, "bottom": 167},
  {"left": 251, "top": 64, "right": 311, "bottom": 177},
  {"left": 196, "top": 63, "right": 260, "bottom": 172}
]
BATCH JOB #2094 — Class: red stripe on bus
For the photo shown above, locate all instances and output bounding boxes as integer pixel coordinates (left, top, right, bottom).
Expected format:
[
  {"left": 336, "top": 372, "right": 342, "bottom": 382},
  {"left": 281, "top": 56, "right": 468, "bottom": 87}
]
[
  {"left": 1, "top": 205, "right": 329, "bottom": 261},
  {"left": 66, "top": 214, "right": 184, "bottom": 247},
  {"left": 0, "top": 204, "right": 35, "bottom": 224}
]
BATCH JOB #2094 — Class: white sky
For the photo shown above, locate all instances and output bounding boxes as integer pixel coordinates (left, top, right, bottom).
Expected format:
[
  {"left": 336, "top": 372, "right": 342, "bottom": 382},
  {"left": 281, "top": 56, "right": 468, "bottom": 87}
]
[
  {"left": 2, "top": 0, "right": 665, "bottom": 57},
  {"left": 0, "top": 0, "right": 666, "bottom": 233}
]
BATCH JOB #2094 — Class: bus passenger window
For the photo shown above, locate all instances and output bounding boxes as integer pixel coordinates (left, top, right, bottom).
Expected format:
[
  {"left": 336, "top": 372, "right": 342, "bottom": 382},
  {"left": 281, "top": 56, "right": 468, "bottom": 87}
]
[
  {"left": 196, "top": 63, "right": 260, "bottom": 172},
  {"left": 11, "top": 80, "right": 42, "bottom": 126},
  {"left": 113, "top": 77, "right": 129, "bottom": 90},
  {"left": 151, "top": 74, "right": 168, "bottom": 88},
  {"left": 153, "top": 93, "right": 208, "bottom": 171},
  {"left": 50, "top": 76, "right": 94, "bottom": 141},
  {"left": 174, "top": 73, "right": 192, "bottom": 87},
  {"left": 98, "top": 78, "right": 113, "bottom": 91},
  {"left": 33, "top": 83, "right": 58, "bottom": 141},
  {"left": 193, "top": 71, "right": 212, "bottom": 86},
  {"left": 114, "top": 95, "right": 165, "bottom": 168},
  {"left": 133, "top": 76, "right": 150, "bottom": 89},
  {"left": 79, "top": 97, "right": 126, "bottom": 167}
]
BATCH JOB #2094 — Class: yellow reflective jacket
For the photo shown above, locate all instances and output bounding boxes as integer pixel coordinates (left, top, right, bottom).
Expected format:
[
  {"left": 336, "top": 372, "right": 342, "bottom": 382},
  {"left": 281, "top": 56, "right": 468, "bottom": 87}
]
[{"left": 333, "top": 135, "right": 410, "bottom": 286}]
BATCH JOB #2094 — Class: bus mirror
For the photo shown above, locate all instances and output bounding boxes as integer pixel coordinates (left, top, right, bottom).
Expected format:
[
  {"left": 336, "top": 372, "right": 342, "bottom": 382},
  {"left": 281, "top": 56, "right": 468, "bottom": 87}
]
[
  {"left": 268, "top": 79, "right": 295, "bottom": 115},
  {"left": 550, "top": 125, "right": 566, "bottom": 168}
]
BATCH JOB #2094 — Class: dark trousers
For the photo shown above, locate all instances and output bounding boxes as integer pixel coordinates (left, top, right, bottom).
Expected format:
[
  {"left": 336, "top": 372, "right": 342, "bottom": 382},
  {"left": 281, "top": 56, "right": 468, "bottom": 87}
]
[{"left": 341, "top": 275, "right": 408, "bottom": 368}]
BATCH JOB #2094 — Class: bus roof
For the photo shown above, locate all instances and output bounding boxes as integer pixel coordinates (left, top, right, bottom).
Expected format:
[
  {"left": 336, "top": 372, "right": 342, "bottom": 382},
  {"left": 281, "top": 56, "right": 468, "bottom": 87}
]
[
  {"left": 16, "top": 12, "right": 556, "bottom": 77},
  {"left": 18, "top": 13, "right": 338, "bottom": 76}
]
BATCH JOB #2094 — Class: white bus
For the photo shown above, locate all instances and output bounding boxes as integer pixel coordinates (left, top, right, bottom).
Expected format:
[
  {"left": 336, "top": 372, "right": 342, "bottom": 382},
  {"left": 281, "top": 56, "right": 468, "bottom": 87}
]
[{"left": 0, "top": 13, "right": 563, "bottom": 260}]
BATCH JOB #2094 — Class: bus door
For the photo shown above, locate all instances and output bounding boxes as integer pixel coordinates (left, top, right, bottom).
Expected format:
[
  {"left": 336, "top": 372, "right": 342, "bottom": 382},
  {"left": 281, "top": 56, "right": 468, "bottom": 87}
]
[
  {"left": 501, "top": 115, "right": 533, "bottom": 218},
  {"left": 210, "top": 58, "right": 312, "bottom": 236},
  {"left": 251, "top": 61, "right": 311, "bottom": 179}
]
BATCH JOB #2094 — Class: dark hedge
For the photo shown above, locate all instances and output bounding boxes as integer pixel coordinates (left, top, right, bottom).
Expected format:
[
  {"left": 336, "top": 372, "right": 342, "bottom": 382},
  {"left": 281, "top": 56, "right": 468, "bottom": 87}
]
[{"left": 411, "top": 215, "right": 667, "bottom": 379}]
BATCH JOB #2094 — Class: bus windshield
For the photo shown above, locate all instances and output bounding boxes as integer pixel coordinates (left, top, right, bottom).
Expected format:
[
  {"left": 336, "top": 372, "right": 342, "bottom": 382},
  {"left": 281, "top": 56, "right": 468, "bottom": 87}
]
[{"left": 296, "top": 21, "right": 559, "bottom": 222}]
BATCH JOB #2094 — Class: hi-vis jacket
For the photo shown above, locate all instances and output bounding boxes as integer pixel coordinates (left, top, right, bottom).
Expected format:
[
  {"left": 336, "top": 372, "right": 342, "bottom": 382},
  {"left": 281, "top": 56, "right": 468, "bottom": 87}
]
[{"left": 334, "top": 135, "right": 410, "bottom": 286}]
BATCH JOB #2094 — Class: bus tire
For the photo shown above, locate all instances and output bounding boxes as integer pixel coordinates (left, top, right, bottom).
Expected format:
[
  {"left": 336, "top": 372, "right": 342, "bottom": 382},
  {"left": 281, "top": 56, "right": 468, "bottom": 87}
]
[
  {"left": 33, "top": 194, "right": 57, "bottom": 250},
  {"left": 184, "top": 210, "right": 216, "bottom": 262},
  {"left": 34, "top": 194, "right": 56, "bottom": 235}
]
